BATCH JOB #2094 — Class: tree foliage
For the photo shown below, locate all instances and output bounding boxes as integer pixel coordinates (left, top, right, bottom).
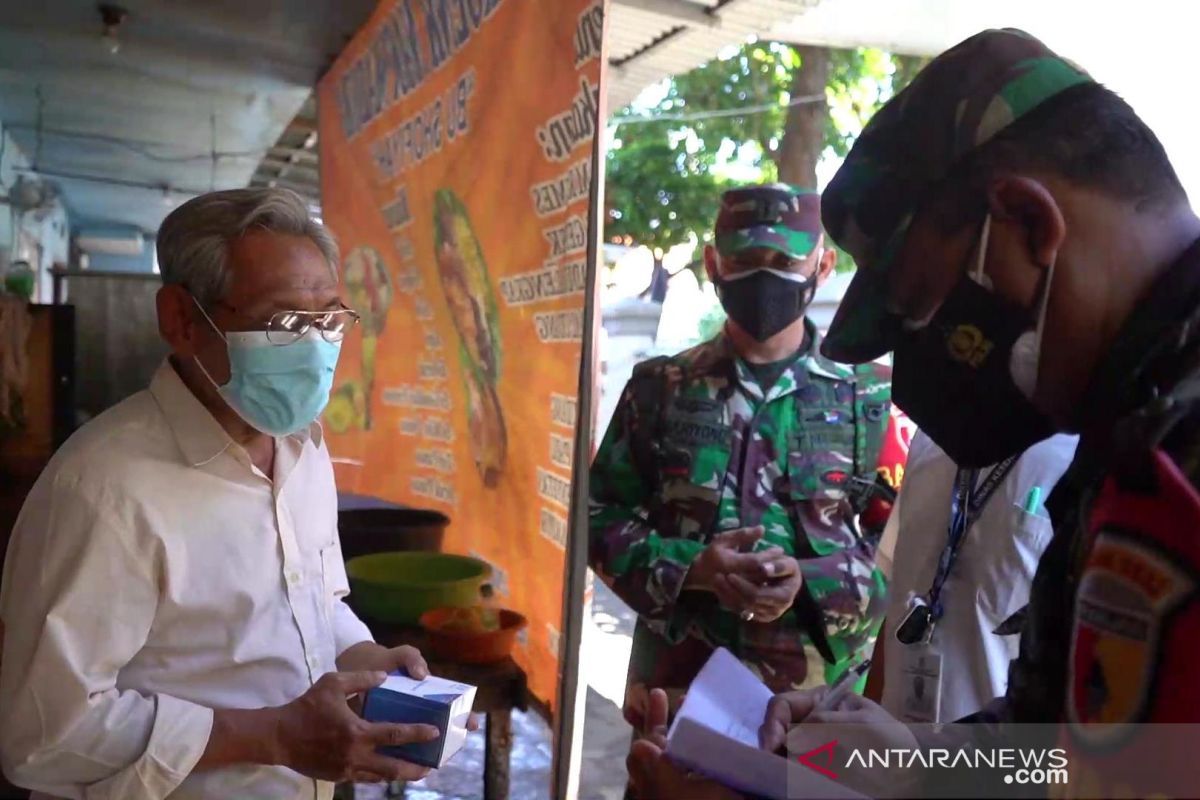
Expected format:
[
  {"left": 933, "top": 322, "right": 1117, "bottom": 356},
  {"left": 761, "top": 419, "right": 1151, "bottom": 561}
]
[
  {"left": 604, "top": 44, "right": 932, "bottom": 270},
  {"left": 659, "top": 43, "right": 895, "bottom": 172},
  {"left": 604, "top": 127, "right": 727, "bottom": 252}
]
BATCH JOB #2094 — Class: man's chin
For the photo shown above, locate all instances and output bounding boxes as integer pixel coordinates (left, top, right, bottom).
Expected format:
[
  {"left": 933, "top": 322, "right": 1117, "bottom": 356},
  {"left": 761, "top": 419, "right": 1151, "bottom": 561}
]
[{"left": 726, "top": 318, "right": 808, "bottom": 352}]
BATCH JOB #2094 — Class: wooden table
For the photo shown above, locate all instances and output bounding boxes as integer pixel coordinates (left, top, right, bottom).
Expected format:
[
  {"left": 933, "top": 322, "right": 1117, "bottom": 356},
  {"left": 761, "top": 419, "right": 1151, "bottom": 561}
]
[{"left": 367, "top": 621, "right": 528, "bottom": 800}]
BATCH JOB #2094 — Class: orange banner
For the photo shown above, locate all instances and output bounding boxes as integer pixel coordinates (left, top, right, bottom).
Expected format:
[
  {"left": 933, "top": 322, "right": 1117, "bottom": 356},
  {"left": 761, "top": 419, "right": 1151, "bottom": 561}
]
[{"left": 317, "top": 0, "right": 603, "bottom": 711}]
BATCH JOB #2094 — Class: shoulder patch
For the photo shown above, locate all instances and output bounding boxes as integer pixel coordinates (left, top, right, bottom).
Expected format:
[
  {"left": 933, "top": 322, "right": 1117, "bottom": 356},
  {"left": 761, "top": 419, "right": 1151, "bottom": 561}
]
[{"left": 1068, "top": 529, "right": 1195, "bottom": 744}]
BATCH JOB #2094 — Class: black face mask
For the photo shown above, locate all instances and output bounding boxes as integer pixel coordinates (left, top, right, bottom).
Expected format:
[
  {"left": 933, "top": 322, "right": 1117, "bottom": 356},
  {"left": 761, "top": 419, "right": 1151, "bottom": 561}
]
[
  {"left": 717, "top": 270, "right": 816, "bottom": 342},
  {"left": 892, "top": 273, "right": 1056, "bottom": 468}
]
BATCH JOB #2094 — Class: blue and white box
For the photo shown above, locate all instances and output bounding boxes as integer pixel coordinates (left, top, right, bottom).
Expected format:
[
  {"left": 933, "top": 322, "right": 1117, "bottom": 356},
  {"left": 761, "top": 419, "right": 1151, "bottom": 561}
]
[{"left": 362, "top": 672, "right": 478, "bottom": 768}]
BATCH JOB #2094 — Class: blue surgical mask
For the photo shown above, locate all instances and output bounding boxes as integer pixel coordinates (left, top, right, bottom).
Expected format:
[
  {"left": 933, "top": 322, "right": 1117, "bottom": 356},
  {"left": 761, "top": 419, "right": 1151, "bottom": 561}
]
[{"left": 193, "top": 300, "right": 342, "bottom": 436}]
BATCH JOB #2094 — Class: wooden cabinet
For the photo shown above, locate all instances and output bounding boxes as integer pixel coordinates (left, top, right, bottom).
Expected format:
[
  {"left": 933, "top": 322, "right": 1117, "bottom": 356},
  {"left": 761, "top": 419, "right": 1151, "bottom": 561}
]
[
  {"left": 0, "top": 302, "right": 71, "bottom": 800},
  {"left": 0, "top": 302, "right": 74, "bottom": 588}
]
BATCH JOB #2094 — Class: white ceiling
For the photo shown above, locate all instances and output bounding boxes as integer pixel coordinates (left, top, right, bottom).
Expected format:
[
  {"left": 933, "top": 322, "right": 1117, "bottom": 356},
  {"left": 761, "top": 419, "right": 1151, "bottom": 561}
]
[
  {"left": 0, "top": 0, "right": 375, "bottom": 233},
  {"left": 606, "top": 0, "right": 821, "bottom": 112}
]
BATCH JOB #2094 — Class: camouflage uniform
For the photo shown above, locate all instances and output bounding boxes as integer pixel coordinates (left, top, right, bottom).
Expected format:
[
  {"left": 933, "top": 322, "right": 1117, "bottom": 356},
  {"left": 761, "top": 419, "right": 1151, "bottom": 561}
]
[
  {"left": 821, "top": 27, "right": 1200, "bottom": 794},
  {"left": 589, "top": 323, "right": 892, "bottom": 696}
]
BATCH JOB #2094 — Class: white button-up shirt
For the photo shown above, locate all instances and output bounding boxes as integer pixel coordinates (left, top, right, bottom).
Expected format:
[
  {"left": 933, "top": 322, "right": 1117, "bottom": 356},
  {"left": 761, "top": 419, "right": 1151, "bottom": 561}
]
[
  {"left": 877, "top": 430, "right": 1078, "bottom": 722},
  {"left": 0, "top": 361, "right": 373, "bottom": 799}
]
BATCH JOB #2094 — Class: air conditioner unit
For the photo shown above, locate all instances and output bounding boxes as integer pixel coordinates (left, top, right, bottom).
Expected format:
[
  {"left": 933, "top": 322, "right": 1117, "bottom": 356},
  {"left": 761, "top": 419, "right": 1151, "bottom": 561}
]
[{"left": 75, "top": 229, "right": 145, "bottom": 257}]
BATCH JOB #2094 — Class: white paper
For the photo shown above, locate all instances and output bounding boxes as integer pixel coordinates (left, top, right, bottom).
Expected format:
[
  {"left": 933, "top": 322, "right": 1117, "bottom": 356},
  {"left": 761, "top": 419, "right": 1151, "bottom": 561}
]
[
  {"left": 667, "top": 647, "right": 774, "bottom": 748},
  {"left": 666, "top": 648, "right": 865, "bottom": 800}
]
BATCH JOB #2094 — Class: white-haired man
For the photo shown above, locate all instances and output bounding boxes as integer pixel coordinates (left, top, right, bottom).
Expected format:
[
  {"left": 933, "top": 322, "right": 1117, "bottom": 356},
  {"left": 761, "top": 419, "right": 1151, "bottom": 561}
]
[{"left": 0, "top": 189, "right": 441, "bottom": 799}]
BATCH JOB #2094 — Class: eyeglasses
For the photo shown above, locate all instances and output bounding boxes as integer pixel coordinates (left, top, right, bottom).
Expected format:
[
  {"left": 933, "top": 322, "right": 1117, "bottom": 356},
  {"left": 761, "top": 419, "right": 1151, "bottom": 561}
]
[
  {"left": 261, "top": 307, "right": 361, "bottom": 345},
  {"left": 212, "top": 301, "right": 361, "bottom": 345}
]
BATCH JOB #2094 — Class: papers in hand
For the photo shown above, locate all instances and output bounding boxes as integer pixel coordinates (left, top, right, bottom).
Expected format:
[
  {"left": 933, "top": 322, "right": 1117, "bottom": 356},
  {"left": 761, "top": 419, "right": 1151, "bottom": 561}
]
[{"left": 665, "top": 648, "right": 864, "bottom": 800}]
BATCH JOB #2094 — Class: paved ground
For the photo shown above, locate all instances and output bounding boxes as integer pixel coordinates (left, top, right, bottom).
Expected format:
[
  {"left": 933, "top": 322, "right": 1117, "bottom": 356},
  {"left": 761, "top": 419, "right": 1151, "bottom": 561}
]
[
  {"left": 352, "top": 579, "right": 637, "bottom": 800},
  {"left": 578, "top": 579, "right": 638, "bottom": 800}
]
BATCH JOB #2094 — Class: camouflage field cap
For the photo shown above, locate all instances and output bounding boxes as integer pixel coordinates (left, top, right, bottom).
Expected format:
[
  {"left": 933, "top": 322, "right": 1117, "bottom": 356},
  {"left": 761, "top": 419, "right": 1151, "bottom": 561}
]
[
  {"left": 715, "top": 183, "right": 821, "bottom": 259},
  {"left": 821, "top": 28, "right": 1093, "bottom": 363}
]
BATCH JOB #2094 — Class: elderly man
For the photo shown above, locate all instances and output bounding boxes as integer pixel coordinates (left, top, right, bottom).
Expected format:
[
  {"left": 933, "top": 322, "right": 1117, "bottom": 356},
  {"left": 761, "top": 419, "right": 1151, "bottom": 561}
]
[{"left": 0, "top": 188, "right": 439, "bottom": 799}]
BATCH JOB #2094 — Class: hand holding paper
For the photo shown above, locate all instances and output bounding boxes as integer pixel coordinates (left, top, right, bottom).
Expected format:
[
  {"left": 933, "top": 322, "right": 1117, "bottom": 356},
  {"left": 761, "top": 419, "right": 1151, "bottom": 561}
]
[
  {"left": 663, "top": 649, "right": 864, "bottom": 800},
  {"left": 627, "top": 688, "right": 742, "bottom": 799}
]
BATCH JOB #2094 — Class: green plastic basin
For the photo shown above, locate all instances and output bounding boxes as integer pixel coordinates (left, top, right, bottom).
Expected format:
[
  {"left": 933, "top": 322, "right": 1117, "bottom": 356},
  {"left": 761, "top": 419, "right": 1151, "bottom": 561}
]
[{"left": 346, "top": 551, "right": 491, "bottom": 625}]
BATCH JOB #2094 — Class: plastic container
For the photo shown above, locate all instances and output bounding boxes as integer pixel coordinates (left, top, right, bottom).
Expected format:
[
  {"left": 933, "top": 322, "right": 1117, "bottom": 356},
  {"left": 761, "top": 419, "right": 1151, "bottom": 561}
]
[
  {"left": 3, "top": 261, "right": 34, "bottom": 301},
  {"left": 346, "top": 551, "right": 490, "bottom": 625},
  {"left": 337, "top": 507, "right": 449, "bottom": 560},
  {"left": 419, "top": 607, "right": 529, "bottom": 664}
]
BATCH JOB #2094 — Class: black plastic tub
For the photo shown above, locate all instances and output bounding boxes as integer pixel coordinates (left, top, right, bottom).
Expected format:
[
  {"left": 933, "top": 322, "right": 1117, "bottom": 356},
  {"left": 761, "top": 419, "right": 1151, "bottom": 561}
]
[{"left": 337, "top": 507, "right": 450, "bottom": 559}]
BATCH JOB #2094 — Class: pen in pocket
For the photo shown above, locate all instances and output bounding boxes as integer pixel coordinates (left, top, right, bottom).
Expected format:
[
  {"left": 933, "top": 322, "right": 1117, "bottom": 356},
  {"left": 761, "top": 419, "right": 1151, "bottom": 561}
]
[{"left": 1022, "top": 486, "right": 1043, "bottom": 515}]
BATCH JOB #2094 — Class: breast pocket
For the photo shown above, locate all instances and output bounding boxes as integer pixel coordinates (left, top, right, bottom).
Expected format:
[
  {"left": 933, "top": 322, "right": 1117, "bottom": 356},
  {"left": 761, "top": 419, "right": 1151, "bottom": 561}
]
[
  {"left": 975, "top": 505, "right": 1054, "bottom": 629},
  {"left": 653, "top": 402, "right": 729, "bottom": 537},
  {"left": 320, "top": 543, "right": 350, "bottom": 602},
  {"left": 788, "top": 407, "right": 857, "bottom": 502}
]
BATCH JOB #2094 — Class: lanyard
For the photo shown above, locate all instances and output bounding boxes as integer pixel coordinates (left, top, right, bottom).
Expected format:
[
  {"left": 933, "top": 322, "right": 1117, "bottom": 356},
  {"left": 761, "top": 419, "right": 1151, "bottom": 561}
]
[{"left": 925, "top": 455, "right": 1018, "bottom": 622}]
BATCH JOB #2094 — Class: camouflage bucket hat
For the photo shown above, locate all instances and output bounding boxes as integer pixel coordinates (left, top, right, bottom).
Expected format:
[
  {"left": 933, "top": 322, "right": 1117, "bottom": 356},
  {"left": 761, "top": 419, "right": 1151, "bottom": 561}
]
[
  {"left": 715, "top": 183, "right": 821, "bottom": 259},
  {"left": 820, "top": 28, "right": 1093, "bottom": 364}
]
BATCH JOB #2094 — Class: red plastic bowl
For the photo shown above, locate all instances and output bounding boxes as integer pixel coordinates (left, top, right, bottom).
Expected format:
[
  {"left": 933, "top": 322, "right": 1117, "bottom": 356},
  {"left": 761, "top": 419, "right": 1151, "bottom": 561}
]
[{"left": 418, "top": 607, "right": 528, "bottom": 664}]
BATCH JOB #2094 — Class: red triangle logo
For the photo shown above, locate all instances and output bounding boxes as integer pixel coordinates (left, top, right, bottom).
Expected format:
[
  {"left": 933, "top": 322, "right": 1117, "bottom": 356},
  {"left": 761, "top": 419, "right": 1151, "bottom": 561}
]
[{"left": 797, "top": 739, "right": 839, "bottom": 780}]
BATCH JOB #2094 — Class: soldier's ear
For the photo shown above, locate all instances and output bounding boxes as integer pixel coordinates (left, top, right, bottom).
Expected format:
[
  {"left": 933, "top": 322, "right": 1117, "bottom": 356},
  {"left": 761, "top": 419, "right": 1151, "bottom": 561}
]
[{"left": 815, "top": 236, "right": 838, "bottom": 286}]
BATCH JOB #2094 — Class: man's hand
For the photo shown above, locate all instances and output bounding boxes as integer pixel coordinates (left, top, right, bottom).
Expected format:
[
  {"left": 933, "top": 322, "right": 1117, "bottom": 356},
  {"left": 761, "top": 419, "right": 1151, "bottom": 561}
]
[
  {"left": 685, "top": 528, "right": 800, "bottom": 622},
  {"left": 760, "top": 686, "right": 829, "bottom": 753},
  {"left": 337, "top": 641, "right": 429, "bottom": 679},
  {"left": 802, "top": 692, "right": 918, "bottom": 753},
  {"left": 761, "top": 687, "right": 915, "bottom": 750},
  {"left": 716, "top": 555, "right": 802, "bottom": 623},
  {"left": 626, "top": 689, "right": 742, "bottom": 800},
  {"left": 337, "top": 641, "right": 481, "bottom": 732},
  {"left": 760, "top": 688, "right": 919, "bottom": 797},
  {"left": 272, "top": 671, "right": 438, "bottom": 783}
]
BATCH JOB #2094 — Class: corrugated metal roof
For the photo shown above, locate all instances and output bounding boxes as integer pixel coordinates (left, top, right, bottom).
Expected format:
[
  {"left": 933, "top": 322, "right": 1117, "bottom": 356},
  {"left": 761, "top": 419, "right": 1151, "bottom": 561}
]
[
  {"left": 607, "top": 0, "right": 823, "bottom": 112},
  {"left": 259, "top": 0, "right": 824, "bottom": 211}
]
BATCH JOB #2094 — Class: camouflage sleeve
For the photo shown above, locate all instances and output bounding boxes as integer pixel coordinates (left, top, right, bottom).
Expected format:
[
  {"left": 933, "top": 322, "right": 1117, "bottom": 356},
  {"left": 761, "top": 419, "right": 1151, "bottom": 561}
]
[
  {"left": 796, "top": 535, "right": 887, "bottom": 662},
  {"left": 853, "top": 363, "right": 898, "bottom": 537},
  {"left": 588, "top": 380, "right": 701, "bottom": 642}
]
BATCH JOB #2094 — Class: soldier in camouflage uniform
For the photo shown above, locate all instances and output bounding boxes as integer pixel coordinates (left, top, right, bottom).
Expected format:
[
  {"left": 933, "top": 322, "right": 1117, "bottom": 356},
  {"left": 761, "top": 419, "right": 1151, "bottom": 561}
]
[
  {"left": 590, "top": 185, "right": 894, "bottom": 724},
  {"left": 630, "top": 28, "right": 1200, "bottom": 800},
  {"left": 689, "top": 27, "right": 1200, "bottom": 800}
]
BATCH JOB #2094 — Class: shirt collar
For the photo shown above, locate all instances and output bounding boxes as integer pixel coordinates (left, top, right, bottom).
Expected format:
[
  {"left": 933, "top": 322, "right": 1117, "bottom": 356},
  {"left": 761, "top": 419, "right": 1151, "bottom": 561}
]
[
  {"left": 727, "top": 319, "right": 852, "bottom": 400},
  {"left": 1080, "top": 235, "right": 1200, "bottom": 429},
  {"left": 148, "top": 359, "right": 321, "bottom": 468},
  {"left": 800, "top": 322, "right": 855, "bottom": 382}
]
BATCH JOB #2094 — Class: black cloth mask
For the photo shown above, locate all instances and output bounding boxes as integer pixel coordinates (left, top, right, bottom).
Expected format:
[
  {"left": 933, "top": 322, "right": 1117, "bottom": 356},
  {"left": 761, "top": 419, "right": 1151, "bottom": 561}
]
[
  {"left": 892, "top": 272, "right": 1056, "bottom": 468},
  {"left": 717, "top": 269, "right": 817, "bottom": 342}
]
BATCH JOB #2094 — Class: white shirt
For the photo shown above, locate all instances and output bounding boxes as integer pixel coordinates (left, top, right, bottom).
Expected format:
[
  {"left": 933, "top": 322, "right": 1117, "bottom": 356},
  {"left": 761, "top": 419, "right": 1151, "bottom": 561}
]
[
  {"left": 0, "top": 361, "right": 373, "bottom": 800},
  {"left": 877, "top": 430, "right": 1078, "bottom": 722}
]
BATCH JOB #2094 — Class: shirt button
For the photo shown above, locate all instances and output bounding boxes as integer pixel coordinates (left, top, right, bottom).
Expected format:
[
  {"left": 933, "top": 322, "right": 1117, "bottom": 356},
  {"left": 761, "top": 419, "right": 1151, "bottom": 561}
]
[
  {"left": 308, "top": 655, "right": 320, "bottom": 670},
  {"left": 287, "top": 571, "right": 300, "bottom": 586}
]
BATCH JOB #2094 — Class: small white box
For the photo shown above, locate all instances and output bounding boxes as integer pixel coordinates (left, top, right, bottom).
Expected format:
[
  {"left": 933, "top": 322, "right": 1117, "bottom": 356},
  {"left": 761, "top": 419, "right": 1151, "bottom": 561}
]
[{"left": 362, "top": 672, "right": 477, "bottom": 768}]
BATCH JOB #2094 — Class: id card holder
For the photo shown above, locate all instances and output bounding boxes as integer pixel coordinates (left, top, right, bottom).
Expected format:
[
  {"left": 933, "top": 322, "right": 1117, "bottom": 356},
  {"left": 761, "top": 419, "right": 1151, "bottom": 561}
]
[{"left": 899, "top": 646, "right": 942, "bottom": 724}]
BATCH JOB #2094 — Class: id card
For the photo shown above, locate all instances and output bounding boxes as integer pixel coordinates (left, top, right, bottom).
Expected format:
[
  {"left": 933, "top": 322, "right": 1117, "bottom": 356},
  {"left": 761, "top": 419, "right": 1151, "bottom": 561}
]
[{"left": 899, "top": 647, "right": 942, "bottom": 724}]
